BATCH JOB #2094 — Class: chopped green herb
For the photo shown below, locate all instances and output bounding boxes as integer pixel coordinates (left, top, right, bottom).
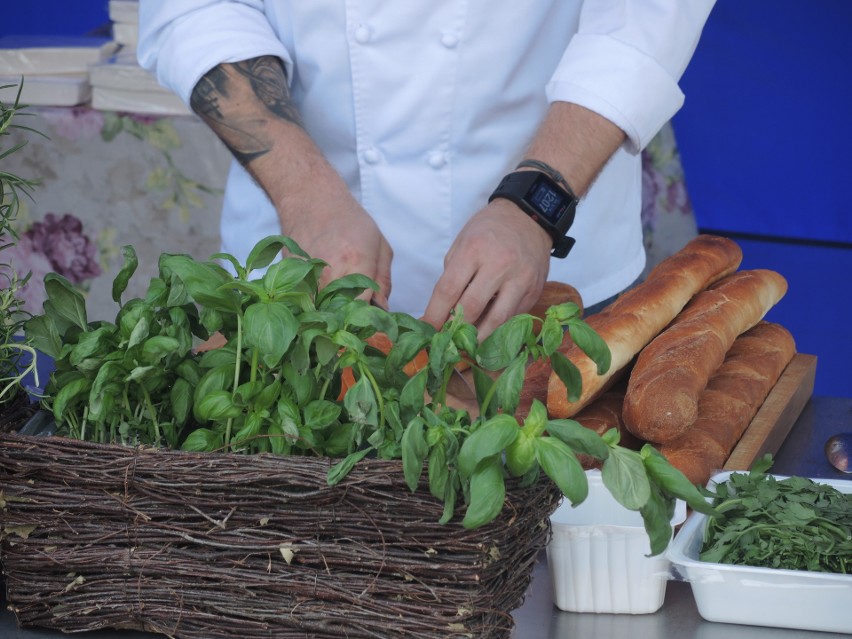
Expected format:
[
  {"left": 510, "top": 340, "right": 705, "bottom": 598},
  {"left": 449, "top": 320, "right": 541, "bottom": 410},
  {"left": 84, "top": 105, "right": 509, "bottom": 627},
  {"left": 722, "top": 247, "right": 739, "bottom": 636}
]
[{"left": 700, "top": 471, "right": 852, "bottom": 574}]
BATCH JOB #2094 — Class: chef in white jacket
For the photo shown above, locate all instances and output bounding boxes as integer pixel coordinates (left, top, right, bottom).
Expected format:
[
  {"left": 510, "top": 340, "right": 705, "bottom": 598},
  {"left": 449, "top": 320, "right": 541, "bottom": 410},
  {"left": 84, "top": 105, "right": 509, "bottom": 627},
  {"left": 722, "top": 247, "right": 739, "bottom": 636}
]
[{"left": 138, "top": 1, "right": 715, "bottom": 337}]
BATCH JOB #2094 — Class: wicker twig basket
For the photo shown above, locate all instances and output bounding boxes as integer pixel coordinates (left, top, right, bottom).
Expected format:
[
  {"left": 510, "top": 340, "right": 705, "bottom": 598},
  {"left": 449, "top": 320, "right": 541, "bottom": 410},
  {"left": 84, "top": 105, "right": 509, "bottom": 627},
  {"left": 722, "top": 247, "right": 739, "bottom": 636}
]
[{"left": 0, "top": 432, "right": 561, "bottom": 638}]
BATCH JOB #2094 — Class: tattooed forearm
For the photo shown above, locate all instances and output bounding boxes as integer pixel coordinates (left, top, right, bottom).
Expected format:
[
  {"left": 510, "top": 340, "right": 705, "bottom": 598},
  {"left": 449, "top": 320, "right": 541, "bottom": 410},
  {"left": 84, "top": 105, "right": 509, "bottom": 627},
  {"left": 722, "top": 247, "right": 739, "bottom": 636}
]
[
  {"left": 233, "top": 56, "right": 302, "bottom": 125},
  {"left": 190, "top": 56, "right": 301, "bottom": 166}
]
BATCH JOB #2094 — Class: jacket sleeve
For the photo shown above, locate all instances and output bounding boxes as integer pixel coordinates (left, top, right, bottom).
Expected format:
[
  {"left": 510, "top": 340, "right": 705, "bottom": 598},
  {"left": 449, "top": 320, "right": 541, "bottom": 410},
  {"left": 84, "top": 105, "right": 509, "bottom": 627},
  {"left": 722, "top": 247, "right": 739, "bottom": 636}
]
[
  {"left": 547, "top": 0, "right": 716, "bottom": 153},
  {"left": 137, "top": 0, "right": 293, "bottom": 105}
]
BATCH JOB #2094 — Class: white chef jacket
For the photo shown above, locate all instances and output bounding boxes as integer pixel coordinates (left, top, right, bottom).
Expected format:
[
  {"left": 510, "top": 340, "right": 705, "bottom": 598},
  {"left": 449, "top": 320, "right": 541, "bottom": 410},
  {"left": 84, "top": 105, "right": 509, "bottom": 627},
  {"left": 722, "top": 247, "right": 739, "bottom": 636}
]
[{"left": 138, "top": 0, "right": 714, "bottom": 316}]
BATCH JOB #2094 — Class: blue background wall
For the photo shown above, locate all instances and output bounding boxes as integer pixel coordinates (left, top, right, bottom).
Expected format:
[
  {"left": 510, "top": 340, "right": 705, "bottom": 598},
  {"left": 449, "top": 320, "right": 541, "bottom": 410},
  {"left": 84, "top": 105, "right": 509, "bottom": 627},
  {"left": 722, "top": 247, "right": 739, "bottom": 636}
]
[
  {"left": 673, "top": 1, "right": 852, "bottom": 398},
  {"left": 3, "top": 1, "right": 851, "bottom": 397}
]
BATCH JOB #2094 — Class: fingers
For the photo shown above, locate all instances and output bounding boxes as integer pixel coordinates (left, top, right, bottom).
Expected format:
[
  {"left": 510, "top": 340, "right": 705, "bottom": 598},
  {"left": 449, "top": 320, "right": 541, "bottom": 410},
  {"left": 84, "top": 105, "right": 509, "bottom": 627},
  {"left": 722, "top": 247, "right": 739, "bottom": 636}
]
[
  {"left": 422, "top": 260, "right": 478, "bottom": 329},
  {"left": 475, "top": 280, "right": 543, "bottom": 339},
  {"left": 372, "top": 239, "right": 393, "bottom": 309}
]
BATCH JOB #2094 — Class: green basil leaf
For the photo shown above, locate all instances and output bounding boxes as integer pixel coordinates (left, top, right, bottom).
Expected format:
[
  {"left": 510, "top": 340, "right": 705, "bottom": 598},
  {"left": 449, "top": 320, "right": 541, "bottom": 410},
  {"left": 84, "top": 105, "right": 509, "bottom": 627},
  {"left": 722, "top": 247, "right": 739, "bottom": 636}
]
[
  {"left": 641, "top": 445, "right": 718, "bottom": 516},
  {"left": 567, "top": 318, "right": 611, "bottom": 375},
  {"left": 344, "top": 375, "right": 378, "bottom": 427},
  {"left": 472, "top": 366, "right": 496, "bottom": 416},
  {"left": 387, "top": 331, "right": 430, "bottom": 377},
  {"left": 400, "top": 368, "right": 428, "bottom": 423},
  {"left": 52, "top": 376, "right": 91, "bottom": 424},
  {"left": 195, "top": 390, "right": 242, "bottom": 422},
  {"left": 401, "top": 418, "right": 428, "bottom": 492},
  {"left": 25, "top": 315, "right": 62, "bottom": 359},
  {"left": 193, "top": 365, "right": 233, "bottom": 422},
  {"left": 126, "top": 311, "right": 151, "bottom": 349},
  {"left": 427, "top": 331, "right": 458, "bottom": 394},
  {"left": 539, "top": 315, "right": 563, "bottom": 357},
  {"left": 170, "top": 377, "right": 192, "bottom": 426},
  {"left": 254, "top": 377, "right": 282, "bottom": 410},
  {"left": 304, "top": 399, "right": 342, "bottom": 429},
  {"left": 210, "top": 251, "right": 246, "bottom": 280},
  {"left": 545, "top": 301, "right": 581, "bottom": 324},
  {"left": 111, "top": 245, "right": 138, "bottom": 305},
  {"left": 451, "top": 322, "right": 478, "bottom": 359},
  {"left": 141, "top": 335, "right": 181, "bottom": 365},
  {"left": 535, "top": 436, "right": 587, "bottom": 505},
  {"left": 144, "top": 277, "right": 168, "bottom": 306},
  {"left": 601, "top": 446, "right": 651, "bottom": 511},
  {"left": 545, "top": 418, "right": 610, "bottom": 460},
  {"left": 43, "top": 273, "right": 88, "bottom": 330},
  {"left": 318, "top": 273, "right": 378, "bottom": 306},
  {"left": 69, "top": 326, "right": 114, "bottom": 368},
  {"left": 231, "top": 414, "right": 261, "bottom": 448},
  {"left": 327, "top": 448, "right": 372, "bottom": 485},
  {"left": 345, "top": 302, "right": 398, "bottom": 342},
  {"left": 181, "top": 428, "right": 223, "bottom": 452},
  {"left": 125, "top": 365, "right": 156, "bottom": 383},
  {"left": 244, "top": 235, "right": 287, "bottom": 273},
  {"left": 439, "top": 470, "right": 459, "bottom": 525},
  {"left": 323, "top": 422, "right": 355, "bottom": 457},
  {"left": 263, "top": 257, "right": 316, "bottom": 297},
  {"left": 266, "top": 421, "right": 289, "bottom": 455},
  {"left": 461, "top": 456, "right": 506, "bottom": 529},
  {"left": 161, "top": 255, "right": 240, "bottom": 312},
  {"left": 549, "top": 350, "right": 582, "bottom": 403},
  {"left": 640, "top": 482, "right": 675, "bottom": 556},
  {"left": 428, "top": 443, "right": 449, "bottom": 500},
  {"left": 505, "top": 430, "right": 537, "bottom": 477},
  {"left": 492, "top": 353, "right": 526, "bottom": 415},
  {"left": 175, "top": 359, "right": 201, "bottom": 385},
  {"left": 280, "top": 361, "right": 315, "bottom": 405},
  {"left": 457, "top": 414, "right": 519, "bottom": 478},
  {"left": 476, "top": 315, "right": 533, "bottom": 370},
  {"left": 243, "top": 302, "right": 299, "bottom": 368}
]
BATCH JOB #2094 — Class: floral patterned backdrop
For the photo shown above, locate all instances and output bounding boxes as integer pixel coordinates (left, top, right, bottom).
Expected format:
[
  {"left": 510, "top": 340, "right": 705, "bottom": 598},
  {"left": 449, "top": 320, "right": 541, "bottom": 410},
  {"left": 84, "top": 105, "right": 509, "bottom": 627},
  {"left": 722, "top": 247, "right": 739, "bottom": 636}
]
[
  {"left": 5, "top": 106, "right": 228, "bottom": 321},
  {"left": 4, "top": 106, "right": 696, "bottom": 321}
]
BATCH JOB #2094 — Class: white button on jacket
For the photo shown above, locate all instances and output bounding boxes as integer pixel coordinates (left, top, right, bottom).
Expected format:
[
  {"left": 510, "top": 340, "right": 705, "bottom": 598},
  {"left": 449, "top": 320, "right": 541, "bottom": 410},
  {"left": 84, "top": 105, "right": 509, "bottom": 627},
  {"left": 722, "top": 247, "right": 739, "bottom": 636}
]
[{"left": 139, "top": 0, "right": 715, "bottom": 316}]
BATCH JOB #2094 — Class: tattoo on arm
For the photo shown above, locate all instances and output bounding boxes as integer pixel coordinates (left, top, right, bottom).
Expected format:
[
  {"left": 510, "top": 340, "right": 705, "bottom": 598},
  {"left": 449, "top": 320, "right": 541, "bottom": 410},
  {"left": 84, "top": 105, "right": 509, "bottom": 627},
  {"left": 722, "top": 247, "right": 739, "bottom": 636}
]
[{"left": 190, "top": 56, "right": 302, "bottom": 166}]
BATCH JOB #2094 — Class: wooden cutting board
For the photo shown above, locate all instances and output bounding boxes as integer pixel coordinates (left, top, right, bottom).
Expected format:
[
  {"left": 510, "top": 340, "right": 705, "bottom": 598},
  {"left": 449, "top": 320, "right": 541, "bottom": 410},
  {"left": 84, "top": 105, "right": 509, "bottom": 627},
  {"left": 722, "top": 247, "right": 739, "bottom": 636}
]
[{"left": 723, "top": 353, "right": 817, "bottom": 471}]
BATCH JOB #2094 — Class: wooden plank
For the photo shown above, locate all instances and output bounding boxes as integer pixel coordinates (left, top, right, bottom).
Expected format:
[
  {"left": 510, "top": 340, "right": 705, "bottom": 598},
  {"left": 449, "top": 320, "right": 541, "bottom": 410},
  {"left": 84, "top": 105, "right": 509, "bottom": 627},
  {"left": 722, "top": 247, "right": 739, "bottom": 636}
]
[{"left": 723, "top": 353, "right": 817, "bottom": 471}]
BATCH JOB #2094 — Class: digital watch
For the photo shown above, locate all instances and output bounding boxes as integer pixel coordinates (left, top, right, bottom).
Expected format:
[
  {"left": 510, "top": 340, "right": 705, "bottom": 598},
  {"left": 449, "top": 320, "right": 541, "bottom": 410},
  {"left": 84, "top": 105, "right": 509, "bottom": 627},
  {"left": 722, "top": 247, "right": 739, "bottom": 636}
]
[{"left": 488, "top": 169, "right": 578, "bottom": 258}]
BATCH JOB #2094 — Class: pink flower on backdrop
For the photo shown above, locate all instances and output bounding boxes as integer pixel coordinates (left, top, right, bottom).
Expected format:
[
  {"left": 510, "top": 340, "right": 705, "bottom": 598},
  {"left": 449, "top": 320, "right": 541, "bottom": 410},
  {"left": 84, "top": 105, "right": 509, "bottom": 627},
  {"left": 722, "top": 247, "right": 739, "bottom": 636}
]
[
  {"left": 40, "top": 107, "right": 105, "bottom": 140},
  {"left": 1, "top": 236, "right": 53, "bottom": 314},
  {"left": 641, "top": 157, "right": 668, "bottom": 230},
  {"left": 24, "top": 213, "right": 101, "bottom": 284}
]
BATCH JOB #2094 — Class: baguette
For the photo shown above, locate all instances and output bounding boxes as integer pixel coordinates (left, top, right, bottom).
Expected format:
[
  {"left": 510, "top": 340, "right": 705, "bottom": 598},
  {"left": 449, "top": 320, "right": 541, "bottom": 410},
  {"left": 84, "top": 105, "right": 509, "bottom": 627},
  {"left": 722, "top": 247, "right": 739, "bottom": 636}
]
[
  {"left": 623, "top": 270, "right": 788, "bottom": 443},
  {"left": 544, "top": 234, "right": 743, "bottom": 418},
  {"left": 659, "top": 321, "right": 796, "bottom": 485}
]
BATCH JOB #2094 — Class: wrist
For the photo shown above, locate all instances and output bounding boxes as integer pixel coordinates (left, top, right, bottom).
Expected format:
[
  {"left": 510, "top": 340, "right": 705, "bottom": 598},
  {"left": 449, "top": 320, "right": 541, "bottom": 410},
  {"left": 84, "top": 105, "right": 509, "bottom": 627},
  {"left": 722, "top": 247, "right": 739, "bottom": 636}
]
[{"left": 488, "top": 167, "right": 578, "bottom": 258}]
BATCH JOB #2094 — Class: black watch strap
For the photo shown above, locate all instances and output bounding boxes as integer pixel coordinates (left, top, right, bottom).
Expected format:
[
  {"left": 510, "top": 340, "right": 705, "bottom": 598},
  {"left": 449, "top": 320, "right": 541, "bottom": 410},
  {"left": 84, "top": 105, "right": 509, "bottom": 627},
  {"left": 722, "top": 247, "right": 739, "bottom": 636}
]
[{"left": 489, "top": 169, "right": 578, "bottom": 258}]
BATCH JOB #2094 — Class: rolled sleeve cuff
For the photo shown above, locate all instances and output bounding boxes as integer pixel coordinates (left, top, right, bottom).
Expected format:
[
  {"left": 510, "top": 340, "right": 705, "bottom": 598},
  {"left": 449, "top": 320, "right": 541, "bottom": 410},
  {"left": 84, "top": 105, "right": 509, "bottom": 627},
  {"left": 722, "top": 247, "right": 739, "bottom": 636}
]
[
  {"left": 144, "top": 5, "right": 293, "bottom": 105},
  {"left": 546, "top": 33, "right": 685, "bottom": 154}
]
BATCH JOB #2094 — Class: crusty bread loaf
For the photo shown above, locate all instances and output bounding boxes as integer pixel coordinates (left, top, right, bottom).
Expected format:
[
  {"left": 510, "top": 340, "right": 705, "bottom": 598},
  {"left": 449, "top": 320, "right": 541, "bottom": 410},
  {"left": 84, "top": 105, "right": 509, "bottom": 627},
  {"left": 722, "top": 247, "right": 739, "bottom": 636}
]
[
  {"left": 623, "top": 270, "right": 788, "bottom": 444},
  {"left": 544, "top": 234, "right": 743, "bottom": 418},
  {"left": 659, "top": 321, "right": 796, "bottom": 485}
]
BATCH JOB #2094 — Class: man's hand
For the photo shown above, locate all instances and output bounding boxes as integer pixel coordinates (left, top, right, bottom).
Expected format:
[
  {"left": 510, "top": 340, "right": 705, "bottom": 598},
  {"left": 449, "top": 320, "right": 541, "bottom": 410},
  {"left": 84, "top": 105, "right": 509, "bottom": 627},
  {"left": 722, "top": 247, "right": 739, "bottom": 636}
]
[
  {"left": 280, "top": 185, "right": 393, "bottom": 307},
  {"left": 424, "top": 101, "right": 627, "bottom": 336},
  {"left": 422, "top": 198, "right": 552, "bottom": 338}
]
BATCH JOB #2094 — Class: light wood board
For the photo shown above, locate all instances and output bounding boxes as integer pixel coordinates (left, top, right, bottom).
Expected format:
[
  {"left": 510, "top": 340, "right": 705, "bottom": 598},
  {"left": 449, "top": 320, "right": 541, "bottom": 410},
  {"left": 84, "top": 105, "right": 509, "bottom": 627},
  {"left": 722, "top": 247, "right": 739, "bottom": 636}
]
[{"left": 723, "top": 353, "right": 817, "bottom": 471}]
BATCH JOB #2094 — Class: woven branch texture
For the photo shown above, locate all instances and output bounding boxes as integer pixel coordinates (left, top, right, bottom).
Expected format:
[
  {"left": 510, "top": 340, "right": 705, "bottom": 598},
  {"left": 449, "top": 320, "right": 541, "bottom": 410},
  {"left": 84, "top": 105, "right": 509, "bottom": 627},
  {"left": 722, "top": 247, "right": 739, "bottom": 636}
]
[{"left": 0, "top": 433, "right": 561, "bottom": 639}]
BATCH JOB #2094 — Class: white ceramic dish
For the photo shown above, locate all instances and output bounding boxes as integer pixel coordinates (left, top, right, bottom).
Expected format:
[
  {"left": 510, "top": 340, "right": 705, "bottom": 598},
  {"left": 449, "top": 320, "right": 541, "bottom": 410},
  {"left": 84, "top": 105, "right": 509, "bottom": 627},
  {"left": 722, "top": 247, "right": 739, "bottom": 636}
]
[
  {"left": 666, "top": 470, "right": 852, "bottom": 634},
  {"left": 547, "top": 470, "right": 686, "bottom": 614}
]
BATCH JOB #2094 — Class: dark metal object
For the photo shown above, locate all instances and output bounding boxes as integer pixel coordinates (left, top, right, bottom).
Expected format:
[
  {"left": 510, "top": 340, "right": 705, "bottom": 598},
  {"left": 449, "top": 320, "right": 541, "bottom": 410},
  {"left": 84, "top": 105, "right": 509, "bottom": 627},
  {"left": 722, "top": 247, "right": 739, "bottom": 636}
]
[{"left": 824, "top": 432, "right": 852, "bottom": 473}]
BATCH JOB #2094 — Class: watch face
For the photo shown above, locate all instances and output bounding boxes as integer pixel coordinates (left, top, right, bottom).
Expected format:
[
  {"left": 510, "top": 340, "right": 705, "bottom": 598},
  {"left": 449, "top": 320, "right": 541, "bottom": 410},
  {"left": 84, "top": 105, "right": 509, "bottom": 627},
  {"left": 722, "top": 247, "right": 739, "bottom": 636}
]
[{"left": 527, "top": 175, "right": 569, "bottom": 223}]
